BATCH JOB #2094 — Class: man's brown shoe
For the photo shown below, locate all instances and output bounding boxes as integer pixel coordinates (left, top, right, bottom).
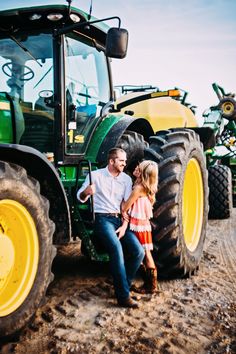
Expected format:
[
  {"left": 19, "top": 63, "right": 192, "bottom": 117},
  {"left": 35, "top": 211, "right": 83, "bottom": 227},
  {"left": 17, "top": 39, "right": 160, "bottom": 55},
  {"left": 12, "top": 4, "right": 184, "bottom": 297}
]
[{"left": 117, "top": 297, "right": 139, "bottom": 308}]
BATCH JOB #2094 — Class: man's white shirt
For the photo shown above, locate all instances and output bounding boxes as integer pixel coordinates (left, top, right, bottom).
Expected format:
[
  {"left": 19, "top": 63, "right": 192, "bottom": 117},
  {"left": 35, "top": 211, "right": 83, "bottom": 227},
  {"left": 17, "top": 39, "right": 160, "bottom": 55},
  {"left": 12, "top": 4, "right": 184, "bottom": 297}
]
[{"left": 77, "top": 167, "right": 132, "bottom": 213}]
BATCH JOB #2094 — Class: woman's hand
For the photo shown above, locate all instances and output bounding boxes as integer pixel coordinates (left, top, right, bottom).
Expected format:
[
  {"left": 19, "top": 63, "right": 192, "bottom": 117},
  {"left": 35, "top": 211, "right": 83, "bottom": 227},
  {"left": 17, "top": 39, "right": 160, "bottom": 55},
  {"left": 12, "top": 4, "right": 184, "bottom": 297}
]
[
  {"left": 122, "top": 210, "right": 130, "bottom": 223},
  {"left": 116, "top": 222, "right": 128, "bottom": 240}
]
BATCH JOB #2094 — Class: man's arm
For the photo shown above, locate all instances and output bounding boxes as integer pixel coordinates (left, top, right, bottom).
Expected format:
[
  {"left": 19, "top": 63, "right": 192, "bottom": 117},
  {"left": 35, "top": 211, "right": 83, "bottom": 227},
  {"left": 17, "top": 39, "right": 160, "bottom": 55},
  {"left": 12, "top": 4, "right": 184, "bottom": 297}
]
[
  {"left": 79, "top": 184, "right": 95, "bottom": 202},
  {"left": 77, "top": 175, "right": 95, "bottom": 203}
]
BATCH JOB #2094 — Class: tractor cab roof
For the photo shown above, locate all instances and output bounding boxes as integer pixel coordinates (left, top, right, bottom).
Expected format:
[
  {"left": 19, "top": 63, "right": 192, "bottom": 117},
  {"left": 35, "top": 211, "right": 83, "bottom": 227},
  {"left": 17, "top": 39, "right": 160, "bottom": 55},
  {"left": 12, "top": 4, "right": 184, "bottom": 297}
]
[{"left": 0, "top": 4, "right": 109, "bottom": 44}]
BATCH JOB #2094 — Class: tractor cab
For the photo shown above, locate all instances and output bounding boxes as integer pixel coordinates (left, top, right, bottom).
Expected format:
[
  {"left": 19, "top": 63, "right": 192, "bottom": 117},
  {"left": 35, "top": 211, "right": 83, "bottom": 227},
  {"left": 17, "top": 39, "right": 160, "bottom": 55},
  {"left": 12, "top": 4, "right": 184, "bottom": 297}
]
[{"left": 0, "top": 4, "right": 127, "bottom": 163}]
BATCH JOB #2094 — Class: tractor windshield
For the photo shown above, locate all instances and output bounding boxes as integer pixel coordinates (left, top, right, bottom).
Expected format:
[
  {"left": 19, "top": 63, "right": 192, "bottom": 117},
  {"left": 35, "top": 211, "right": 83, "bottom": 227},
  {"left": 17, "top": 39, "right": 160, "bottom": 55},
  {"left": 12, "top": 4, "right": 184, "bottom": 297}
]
[
  {"left": 0, "top": 32, "right": 54, "bottom": 152},
  {"left": 64, "top": 33, "right": 110, "bottom": 155}
]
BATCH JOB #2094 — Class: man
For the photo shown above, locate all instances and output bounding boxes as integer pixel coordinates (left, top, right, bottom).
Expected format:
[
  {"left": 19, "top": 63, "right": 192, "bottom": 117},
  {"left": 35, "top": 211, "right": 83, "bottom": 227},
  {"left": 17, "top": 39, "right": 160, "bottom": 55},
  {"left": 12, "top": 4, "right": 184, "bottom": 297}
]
[{"left": 77, "top": 148, "right": 144, "bottom": 308}]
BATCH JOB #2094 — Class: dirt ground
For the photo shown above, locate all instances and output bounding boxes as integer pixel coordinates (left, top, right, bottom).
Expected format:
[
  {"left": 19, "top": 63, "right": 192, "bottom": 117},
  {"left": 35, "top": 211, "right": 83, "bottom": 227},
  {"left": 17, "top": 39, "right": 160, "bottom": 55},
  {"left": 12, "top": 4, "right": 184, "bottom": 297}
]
[{"left": 1, "top": 210, "right": 236, "bottom": 354}]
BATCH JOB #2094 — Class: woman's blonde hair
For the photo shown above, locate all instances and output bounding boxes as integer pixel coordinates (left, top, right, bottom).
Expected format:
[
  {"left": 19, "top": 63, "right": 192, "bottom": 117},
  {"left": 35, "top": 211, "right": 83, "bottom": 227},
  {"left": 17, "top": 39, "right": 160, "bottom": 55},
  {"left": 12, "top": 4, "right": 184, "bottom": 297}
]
[{"left": 139, "top": 160, "right": 158, "bottom": 204}]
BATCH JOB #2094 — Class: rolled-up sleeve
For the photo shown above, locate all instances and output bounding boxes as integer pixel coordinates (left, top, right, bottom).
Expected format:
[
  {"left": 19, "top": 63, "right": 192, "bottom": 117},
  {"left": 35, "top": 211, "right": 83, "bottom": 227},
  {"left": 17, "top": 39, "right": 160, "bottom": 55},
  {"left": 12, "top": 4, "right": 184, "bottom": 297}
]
[{"left": 77, "top": 174, "right": 90, "bottom": 203}]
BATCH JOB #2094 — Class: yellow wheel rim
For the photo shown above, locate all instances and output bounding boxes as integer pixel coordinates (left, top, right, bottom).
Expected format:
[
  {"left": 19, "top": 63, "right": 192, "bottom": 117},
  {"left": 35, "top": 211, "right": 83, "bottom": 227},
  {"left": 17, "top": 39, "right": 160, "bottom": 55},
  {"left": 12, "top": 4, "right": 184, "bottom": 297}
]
[
  {"left": 182, "top": 158, "right": 204, "bottom": 252},
  {"left": 222, "top": 101, "right": 234, "bottom": 116},
  {"left": 0, "top": 200, "right": 39, "bottom": 316}
]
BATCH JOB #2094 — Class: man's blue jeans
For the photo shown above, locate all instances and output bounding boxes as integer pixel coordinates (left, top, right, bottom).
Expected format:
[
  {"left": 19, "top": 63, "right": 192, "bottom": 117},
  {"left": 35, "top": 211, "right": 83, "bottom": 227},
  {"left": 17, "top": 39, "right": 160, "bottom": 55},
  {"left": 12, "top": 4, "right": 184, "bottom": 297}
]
[{"left": 95, "top": 214, "right": 144, "bottom": 301}]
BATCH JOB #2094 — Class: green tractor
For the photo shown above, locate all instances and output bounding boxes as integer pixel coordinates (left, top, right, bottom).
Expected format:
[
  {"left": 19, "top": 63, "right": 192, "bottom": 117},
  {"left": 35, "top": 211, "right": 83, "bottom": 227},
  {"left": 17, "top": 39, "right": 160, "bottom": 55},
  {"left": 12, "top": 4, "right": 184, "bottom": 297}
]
[
  {"left": 0, "top": 2, "right": 214, "bottom": 338},
  {"left": 203, "top": 83, "right": 235, "bottom": 218}
]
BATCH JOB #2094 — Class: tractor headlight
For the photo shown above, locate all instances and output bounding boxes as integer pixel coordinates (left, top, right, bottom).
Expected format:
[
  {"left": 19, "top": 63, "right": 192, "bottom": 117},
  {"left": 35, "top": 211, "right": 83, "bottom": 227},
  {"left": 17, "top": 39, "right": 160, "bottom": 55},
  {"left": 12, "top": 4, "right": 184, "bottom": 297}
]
[
  {"left": 29, "top": 14, "right": 42, "bottom": 21},
  {"left": 70, "top": 14, "right": 80, "bottom": 23},
  {"left": 47, "top": 13, "right": 63, "bottom": 21}
]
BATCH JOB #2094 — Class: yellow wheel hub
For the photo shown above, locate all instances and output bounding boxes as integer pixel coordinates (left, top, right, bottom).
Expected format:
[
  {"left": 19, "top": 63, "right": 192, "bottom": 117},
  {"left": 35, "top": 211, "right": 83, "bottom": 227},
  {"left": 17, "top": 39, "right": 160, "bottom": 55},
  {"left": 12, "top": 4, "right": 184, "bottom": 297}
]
[
  {"left": 182, "top": 158, "right": 204, "bottom": 252},
  {"left": 0, "top": 200, "right": 39, "bottom": 317},
  {"left": 222, "top": 101, "right": 234, "bottom": 116}
]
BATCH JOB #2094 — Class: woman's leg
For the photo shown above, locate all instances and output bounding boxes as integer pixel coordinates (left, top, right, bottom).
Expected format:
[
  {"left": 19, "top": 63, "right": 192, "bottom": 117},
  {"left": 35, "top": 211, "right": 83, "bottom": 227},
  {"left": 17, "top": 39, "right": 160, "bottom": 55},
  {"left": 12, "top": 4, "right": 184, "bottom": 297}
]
[
  {"left": 145, "top": 249, "right": 156, "bottom": 269},
  {"left": 131, "top": 249, "right": 159, "bottom": 294}
]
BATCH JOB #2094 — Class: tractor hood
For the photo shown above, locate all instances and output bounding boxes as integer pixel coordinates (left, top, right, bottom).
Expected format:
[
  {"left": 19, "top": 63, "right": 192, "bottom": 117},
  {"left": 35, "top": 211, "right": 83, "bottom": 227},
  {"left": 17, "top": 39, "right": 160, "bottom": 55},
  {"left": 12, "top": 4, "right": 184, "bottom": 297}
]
[{"left": 115, "top": 90, "right": 199, "bottom": 131}]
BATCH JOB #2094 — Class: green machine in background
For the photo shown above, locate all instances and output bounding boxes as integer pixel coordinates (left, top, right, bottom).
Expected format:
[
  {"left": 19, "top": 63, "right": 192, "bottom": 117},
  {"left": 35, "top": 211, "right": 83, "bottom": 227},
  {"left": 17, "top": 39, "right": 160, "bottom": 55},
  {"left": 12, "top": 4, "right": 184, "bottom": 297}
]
[{"left": 203, "top": 83, "right": 236, "bottom": 218}]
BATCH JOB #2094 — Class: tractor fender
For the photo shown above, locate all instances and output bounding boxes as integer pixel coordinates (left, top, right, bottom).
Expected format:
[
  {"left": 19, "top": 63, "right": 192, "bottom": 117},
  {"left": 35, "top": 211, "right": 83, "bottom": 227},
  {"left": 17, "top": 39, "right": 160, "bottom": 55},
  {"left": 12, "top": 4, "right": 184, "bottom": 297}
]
[
  {"left": 0, "top": 143, "right": 71, "bottom": 244},
  {"left": 97, "top": 116, "right": 154, "bottom": 164}
]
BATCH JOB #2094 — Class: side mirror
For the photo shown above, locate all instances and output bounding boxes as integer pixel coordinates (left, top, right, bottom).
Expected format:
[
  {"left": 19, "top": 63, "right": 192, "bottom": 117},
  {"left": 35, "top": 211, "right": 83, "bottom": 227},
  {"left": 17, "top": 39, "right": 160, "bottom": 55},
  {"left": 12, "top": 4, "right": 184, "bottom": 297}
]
[{"left": 105, "top": 27, "right": 128, "bottom": 59}]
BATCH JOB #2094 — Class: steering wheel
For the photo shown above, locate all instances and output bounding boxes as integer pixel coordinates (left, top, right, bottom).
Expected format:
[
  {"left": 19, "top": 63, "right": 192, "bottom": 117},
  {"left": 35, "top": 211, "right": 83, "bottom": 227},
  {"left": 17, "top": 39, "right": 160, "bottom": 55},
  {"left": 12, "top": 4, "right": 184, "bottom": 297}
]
[{"left": 2, "top": 62, "right": 35, "bottom": 81}]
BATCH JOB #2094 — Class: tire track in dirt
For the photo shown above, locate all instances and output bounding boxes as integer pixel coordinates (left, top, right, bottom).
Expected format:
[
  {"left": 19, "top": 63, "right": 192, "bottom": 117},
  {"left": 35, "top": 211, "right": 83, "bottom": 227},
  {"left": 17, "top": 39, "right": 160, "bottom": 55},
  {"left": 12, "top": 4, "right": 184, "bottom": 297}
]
[
  {"left": 203, "top": 209, "right": 236, "bottom": 302},
  {"left": 216, "top": 211, "right": 236, "bottom": 293}
]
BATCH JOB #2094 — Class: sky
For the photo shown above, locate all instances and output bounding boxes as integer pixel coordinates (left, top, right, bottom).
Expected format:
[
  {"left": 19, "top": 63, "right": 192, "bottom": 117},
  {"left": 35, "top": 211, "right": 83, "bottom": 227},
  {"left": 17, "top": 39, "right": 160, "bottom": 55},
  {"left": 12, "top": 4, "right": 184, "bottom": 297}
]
[{"left": 2, "top": 0, "right": 236, "bottom": 122}]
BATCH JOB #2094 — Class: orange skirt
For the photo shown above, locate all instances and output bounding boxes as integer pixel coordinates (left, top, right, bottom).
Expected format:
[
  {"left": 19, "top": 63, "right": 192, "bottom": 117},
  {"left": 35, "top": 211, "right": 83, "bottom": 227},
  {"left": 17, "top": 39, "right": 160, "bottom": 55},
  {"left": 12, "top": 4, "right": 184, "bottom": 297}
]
[{"left": 133, "top": 230, "right": 153, "bottom": 251}]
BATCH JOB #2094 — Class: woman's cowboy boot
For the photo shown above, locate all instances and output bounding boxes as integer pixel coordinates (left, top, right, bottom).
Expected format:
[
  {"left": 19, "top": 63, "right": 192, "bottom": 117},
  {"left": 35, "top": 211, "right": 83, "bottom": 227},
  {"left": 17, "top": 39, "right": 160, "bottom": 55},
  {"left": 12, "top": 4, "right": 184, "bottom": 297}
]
[
  {"left": 146, "top": 268, "right": 158, "bottom": 294},
  {"left": 131, "top": 267, "right": 160, "bottom": 294},
  {"left": 130, "top": 265, "right": 148, "bottom": 294},
  {"left": 139, "top": 263, "right": 147, "bottom": 282}
]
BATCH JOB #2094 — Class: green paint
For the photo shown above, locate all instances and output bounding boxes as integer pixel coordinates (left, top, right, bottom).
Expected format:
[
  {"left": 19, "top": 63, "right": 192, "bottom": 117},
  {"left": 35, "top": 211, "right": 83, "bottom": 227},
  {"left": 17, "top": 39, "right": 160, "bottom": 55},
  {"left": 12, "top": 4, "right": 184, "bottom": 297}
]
[
  {"left": 0, "top": 93, "right": 13, "bottom": 143},
  {"left": 86, "top": 113, "right": 122, "bottom": 160},
  {"left": 203, "top": 85, "right": 236, "bottom": 205}
]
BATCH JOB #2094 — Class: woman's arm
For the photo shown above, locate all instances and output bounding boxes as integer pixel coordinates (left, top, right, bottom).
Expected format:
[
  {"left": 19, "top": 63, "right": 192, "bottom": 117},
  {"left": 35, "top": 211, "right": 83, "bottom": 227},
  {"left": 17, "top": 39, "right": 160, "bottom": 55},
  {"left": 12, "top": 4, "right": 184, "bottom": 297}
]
[
  {"left": 122, "top": 185, "right": 143, "bottom": 212},
  {"left": 117, "top": 185, "right": 143, "bottom": 239}
]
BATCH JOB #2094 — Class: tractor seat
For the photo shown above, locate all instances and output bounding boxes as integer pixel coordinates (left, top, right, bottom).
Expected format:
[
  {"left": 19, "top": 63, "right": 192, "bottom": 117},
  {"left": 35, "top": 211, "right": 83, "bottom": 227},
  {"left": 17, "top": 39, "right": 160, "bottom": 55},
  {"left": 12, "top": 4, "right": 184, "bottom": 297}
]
[{"left": 35, "top": 97, "right": 53, "bottom": 112}]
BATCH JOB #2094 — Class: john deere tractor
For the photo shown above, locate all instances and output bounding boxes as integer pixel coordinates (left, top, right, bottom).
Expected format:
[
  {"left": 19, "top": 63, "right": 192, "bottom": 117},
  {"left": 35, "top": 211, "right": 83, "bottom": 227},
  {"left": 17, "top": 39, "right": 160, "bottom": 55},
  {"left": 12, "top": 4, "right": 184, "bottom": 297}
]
[
  {"left": 203, "top": 83, "right": 235, "bottom": 218},
  {"left": 0, "top": 2, "right": 215, "bottom": 338}
]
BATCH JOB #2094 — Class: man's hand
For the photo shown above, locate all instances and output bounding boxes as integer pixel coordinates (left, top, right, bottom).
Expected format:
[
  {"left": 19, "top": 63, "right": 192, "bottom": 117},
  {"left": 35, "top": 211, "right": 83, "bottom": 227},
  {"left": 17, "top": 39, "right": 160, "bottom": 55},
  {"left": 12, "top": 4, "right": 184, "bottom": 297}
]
[
  {"left": 85, "top": 184, "right": 96, "bottom": 196},
  {"left": 80, "top": 183, "right": 96, "bottom": 201}
]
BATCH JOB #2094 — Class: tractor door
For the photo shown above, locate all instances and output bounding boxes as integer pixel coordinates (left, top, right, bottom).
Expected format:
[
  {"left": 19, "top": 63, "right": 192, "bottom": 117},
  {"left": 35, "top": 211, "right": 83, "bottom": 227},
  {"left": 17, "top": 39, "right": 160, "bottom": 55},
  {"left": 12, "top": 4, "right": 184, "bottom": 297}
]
[{"left": 63, "top": 32, "right": 111, "bottom": 160}]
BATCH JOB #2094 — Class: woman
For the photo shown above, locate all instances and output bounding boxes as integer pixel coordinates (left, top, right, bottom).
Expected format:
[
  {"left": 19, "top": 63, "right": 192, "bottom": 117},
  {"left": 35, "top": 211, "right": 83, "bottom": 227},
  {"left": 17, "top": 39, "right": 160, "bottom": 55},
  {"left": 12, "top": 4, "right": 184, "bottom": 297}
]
[{"left": 116, "top": 160, "right": 159, "bottom": 294}]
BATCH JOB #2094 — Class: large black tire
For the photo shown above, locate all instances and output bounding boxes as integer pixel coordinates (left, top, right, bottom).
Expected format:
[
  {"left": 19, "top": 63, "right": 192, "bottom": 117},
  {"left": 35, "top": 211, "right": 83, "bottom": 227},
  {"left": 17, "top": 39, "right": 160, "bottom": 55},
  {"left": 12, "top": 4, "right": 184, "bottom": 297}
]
[
  {"left": 145, "top": 129, "right": 209, "bottom": 278},
  {"left": 0, "top": 161, "right": 56, "bottom": 338},
  {"left": 116, "top": 130, "right": 148, "bottom": 172},
  {"left": 208, "top": 165, "right": 233, "bottom": 219}
]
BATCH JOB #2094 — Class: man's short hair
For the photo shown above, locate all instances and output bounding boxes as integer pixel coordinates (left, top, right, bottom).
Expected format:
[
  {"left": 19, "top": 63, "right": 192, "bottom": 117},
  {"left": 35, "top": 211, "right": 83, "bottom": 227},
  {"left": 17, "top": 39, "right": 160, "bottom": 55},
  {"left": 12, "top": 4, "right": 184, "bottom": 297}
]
[{"left": 108, "top": 147, "right": 126, "bottom": 162}]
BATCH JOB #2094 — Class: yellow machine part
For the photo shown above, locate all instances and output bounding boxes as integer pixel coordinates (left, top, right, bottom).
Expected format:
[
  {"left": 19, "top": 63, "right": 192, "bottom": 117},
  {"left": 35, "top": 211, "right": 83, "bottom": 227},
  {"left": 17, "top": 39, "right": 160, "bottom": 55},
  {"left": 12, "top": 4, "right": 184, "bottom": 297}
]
[
  {"left": 116, "top": 92, "right": 199, "bottom": 131},
  {"left": 0, "top": 200, "right": 39, "bottom": 316},
  {"left": 182, "top": 158, "right": 204, "bottom": 252}
]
